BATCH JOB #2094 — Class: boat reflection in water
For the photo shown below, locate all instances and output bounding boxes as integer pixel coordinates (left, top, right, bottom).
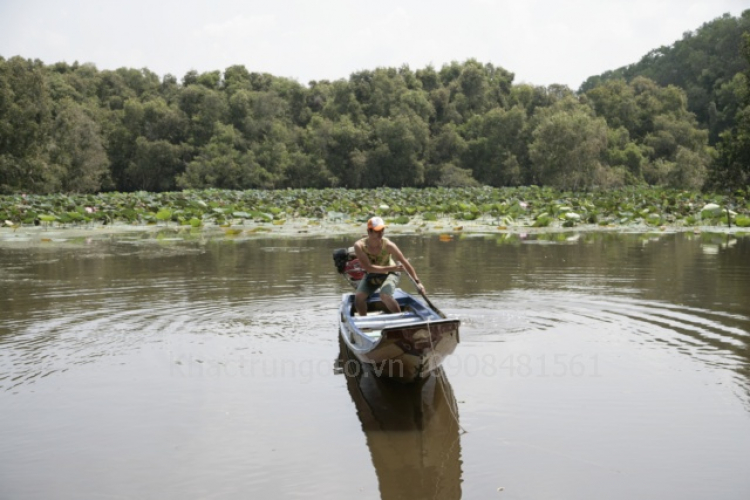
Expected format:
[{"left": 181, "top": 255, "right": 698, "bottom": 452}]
[{"left": 336, "top": 340, "right": 463, "bottom": 500}]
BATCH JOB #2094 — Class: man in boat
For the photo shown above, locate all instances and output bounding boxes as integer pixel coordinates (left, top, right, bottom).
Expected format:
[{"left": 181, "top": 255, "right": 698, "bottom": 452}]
[{"left": 353, "top": 216, "right": 425, "bottom": 316}]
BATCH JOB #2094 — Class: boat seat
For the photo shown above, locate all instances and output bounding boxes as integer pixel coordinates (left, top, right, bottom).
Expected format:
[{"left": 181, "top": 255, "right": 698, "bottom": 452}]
[
  {"left": 354, "top": 312, "right": 426, "bottom": 332},
  {"left": 354, "top": 311, "right": 419, "bottom": 322}
]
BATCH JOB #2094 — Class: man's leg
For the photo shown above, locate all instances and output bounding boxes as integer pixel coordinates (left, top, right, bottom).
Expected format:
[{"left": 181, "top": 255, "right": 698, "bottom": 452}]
[
  {"left": 378, "top": 274, "right": 401, "bottom": 313},
  {"left": 354, "top": 292, "right": 369, "bottom": 316},
  {"left": 379, "top": 292, "right": 401, "bottom": 314}
]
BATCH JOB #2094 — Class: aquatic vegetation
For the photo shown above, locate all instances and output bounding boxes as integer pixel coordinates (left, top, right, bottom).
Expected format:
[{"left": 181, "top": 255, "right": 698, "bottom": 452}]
[{"left": 0, "top": 186, "right": 746, "bottom": 230}]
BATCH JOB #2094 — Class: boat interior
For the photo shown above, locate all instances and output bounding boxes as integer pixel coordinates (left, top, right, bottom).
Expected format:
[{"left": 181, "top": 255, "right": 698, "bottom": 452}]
[{"left": 346, "top": 294, "right": 441, "bottom": 338}]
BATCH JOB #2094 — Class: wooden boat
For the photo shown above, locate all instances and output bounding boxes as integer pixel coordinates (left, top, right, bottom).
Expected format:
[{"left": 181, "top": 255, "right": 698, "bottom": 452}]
[{"left": 334, "top": 248, "right": 460, "bottom": 382}]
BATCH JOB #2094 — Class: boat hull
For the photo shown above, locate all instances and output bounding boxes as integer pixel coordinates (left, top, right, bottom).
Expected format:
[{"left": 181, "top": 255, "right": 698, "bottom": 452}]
[{"left": 338, "top": 289, "right": 460, "bottom": 382}]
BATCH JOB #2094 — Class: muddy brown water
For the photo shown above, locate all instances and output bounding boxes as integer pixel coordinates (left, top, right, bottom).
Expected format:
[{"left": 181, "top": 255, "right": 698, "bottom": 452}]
[{"left": 1, "top": 231, "right": 749, "bottom": 499}]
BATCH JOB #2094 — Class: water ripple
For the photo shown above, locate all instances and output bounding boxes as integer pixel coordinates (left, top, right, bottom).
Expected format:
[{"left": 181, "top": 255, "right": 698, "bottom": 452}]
[
  {"left": 1, "top": 275, "right": 339, "bottom": 391},
  {"left": 459, "top": 289, "right": 750, "bottom": 393}
]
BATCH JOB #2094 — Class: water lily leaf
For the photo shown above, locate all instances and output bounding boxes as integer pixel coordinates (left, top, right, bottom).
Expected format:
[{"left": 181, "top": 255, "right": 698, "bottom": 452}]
[
  {"left": 122, "top": 209, "right": 139, "bottom": 221},
  {"left": 250, "top": 211, "right": 273, "bottom": 222},
  {"left": 156, "top": 209, "right": 172, "bottom": 221},
  {"left": 533, "top": 215, "right": 552, "bottom": 227}
]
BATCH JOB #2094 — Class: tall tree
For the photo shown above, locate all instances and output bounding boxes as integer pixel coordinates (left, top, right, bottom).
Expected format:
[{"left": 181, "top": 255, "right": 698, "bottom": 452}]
[
  {"left": 529, "top": 98, "right": 608, "bottom": 190},
  {"left": 178, "top": 123, "right": 267, "bottom": 189},
  {"left": 50, "top": 100, "right": 110, "bottom": 192},
  {"left": 708, "top": 33, "right": 750, "bottom": 189},
  {"left": 125, "top": 137, "right": 187, "bottom": 192},
  {"left": 461, "top": 106, "right": 527, "bottom": 186},
  {"left": 0, "top": 57, "right": 56, "bottom": 193},
  {"left": 364, "top": 112, "right": 429, "bottom": 187}
]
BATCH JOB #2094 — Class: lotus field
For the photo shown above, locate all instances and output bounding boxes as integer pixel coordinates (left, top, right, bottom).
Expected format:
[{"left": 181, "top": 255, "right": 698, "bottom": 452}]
[{"left": 1, "top": 187, "right": 749, "bottom": 231}]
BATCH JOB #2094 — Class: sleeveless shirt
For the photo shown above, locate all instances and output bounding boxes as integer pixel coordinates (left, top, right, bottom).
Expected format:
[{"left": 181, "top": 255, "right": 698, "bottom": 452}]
[{"left": 358, "top": 237, "right": 394, "bottom": 267}]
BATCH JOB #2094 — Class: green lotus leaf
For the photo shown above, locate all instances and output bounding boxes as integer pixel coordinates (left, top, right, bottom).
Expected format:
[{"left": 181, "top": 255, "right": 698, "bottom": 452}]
[
  {"left": 156, "top": 209, "right": 172, "bottom": 221},
  {"left": 250, "top": 211, "right": 273, "bottom": 221},
  {"left": 533, "top": 216, "right": 552, "bottom": 227}
]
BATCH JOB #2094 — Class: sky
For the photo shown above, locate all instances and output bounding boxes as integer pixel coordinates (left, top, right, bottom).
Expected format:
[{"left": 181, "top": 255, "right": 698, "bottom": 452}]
[{"left": 0, "top": 0, "right": 747, "bottom": 90}]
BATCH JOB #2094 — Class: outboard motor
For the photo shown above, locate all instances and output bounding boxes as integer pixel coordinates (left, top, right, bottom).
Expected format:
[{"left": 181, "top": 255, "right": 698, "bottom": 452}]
[{"left": 332, "top": 247, "right": 364, "bottom": 288}]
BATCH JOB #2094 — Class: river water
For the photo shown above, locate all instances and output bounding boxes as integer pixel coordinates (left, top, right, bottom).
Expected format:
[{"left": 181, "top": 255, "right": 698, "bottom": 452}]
[{"left": 1, "top": 229, "right": 749, "bottom": 499}]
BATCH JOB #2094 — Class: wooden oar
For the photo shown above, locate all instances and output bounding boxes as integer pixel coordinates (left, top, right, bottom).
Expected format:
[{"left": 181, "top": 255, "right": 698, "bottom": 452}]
[{"left": 403, "top": 271, "right": 446, "bottom": 319}]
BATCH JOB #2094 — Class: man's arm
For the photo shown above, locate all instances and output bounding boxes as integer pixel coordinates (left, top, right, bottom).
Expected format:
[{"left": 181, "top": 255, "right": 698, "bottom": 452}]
[
  {"left": 354, "top": 241, "right": 398, "bottom": 274},
  {"left": 386, "top": 242, "right": 425, "bottom": 292}
]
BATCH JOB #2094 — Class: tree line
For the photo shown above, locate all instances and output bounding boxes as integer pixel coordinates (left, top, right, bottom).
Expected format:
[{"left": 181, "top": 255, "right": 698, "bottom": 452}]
[
  {"left": 0, "top": 10, "right": 748, "bottom": 195},
  {"left": 582, "top": 10, "right": 750, "bottom": 190}
]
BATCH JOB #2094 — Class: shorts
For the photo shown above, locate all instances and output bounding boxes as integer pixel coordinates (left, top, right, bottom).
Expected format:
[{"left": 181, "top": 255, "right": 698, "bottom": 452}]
[{"left": 355, "top": 272, "right": 400, "bottom": 297}]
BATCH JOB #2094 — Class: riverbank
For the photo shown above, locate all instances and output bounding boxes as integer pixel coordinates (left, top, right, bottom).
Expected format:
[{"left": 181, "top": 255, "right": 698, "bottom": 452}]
[{"left": 1, "top": 215, "right": 746, "bottom": 249}]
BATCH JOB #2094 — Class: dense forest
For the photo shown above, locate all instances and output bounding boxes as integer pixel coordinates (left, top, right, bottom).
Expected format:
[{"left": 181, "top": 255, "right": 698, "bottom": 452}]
[{"left": 0, "top": 10, "right": 748, "bottom": 195}]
